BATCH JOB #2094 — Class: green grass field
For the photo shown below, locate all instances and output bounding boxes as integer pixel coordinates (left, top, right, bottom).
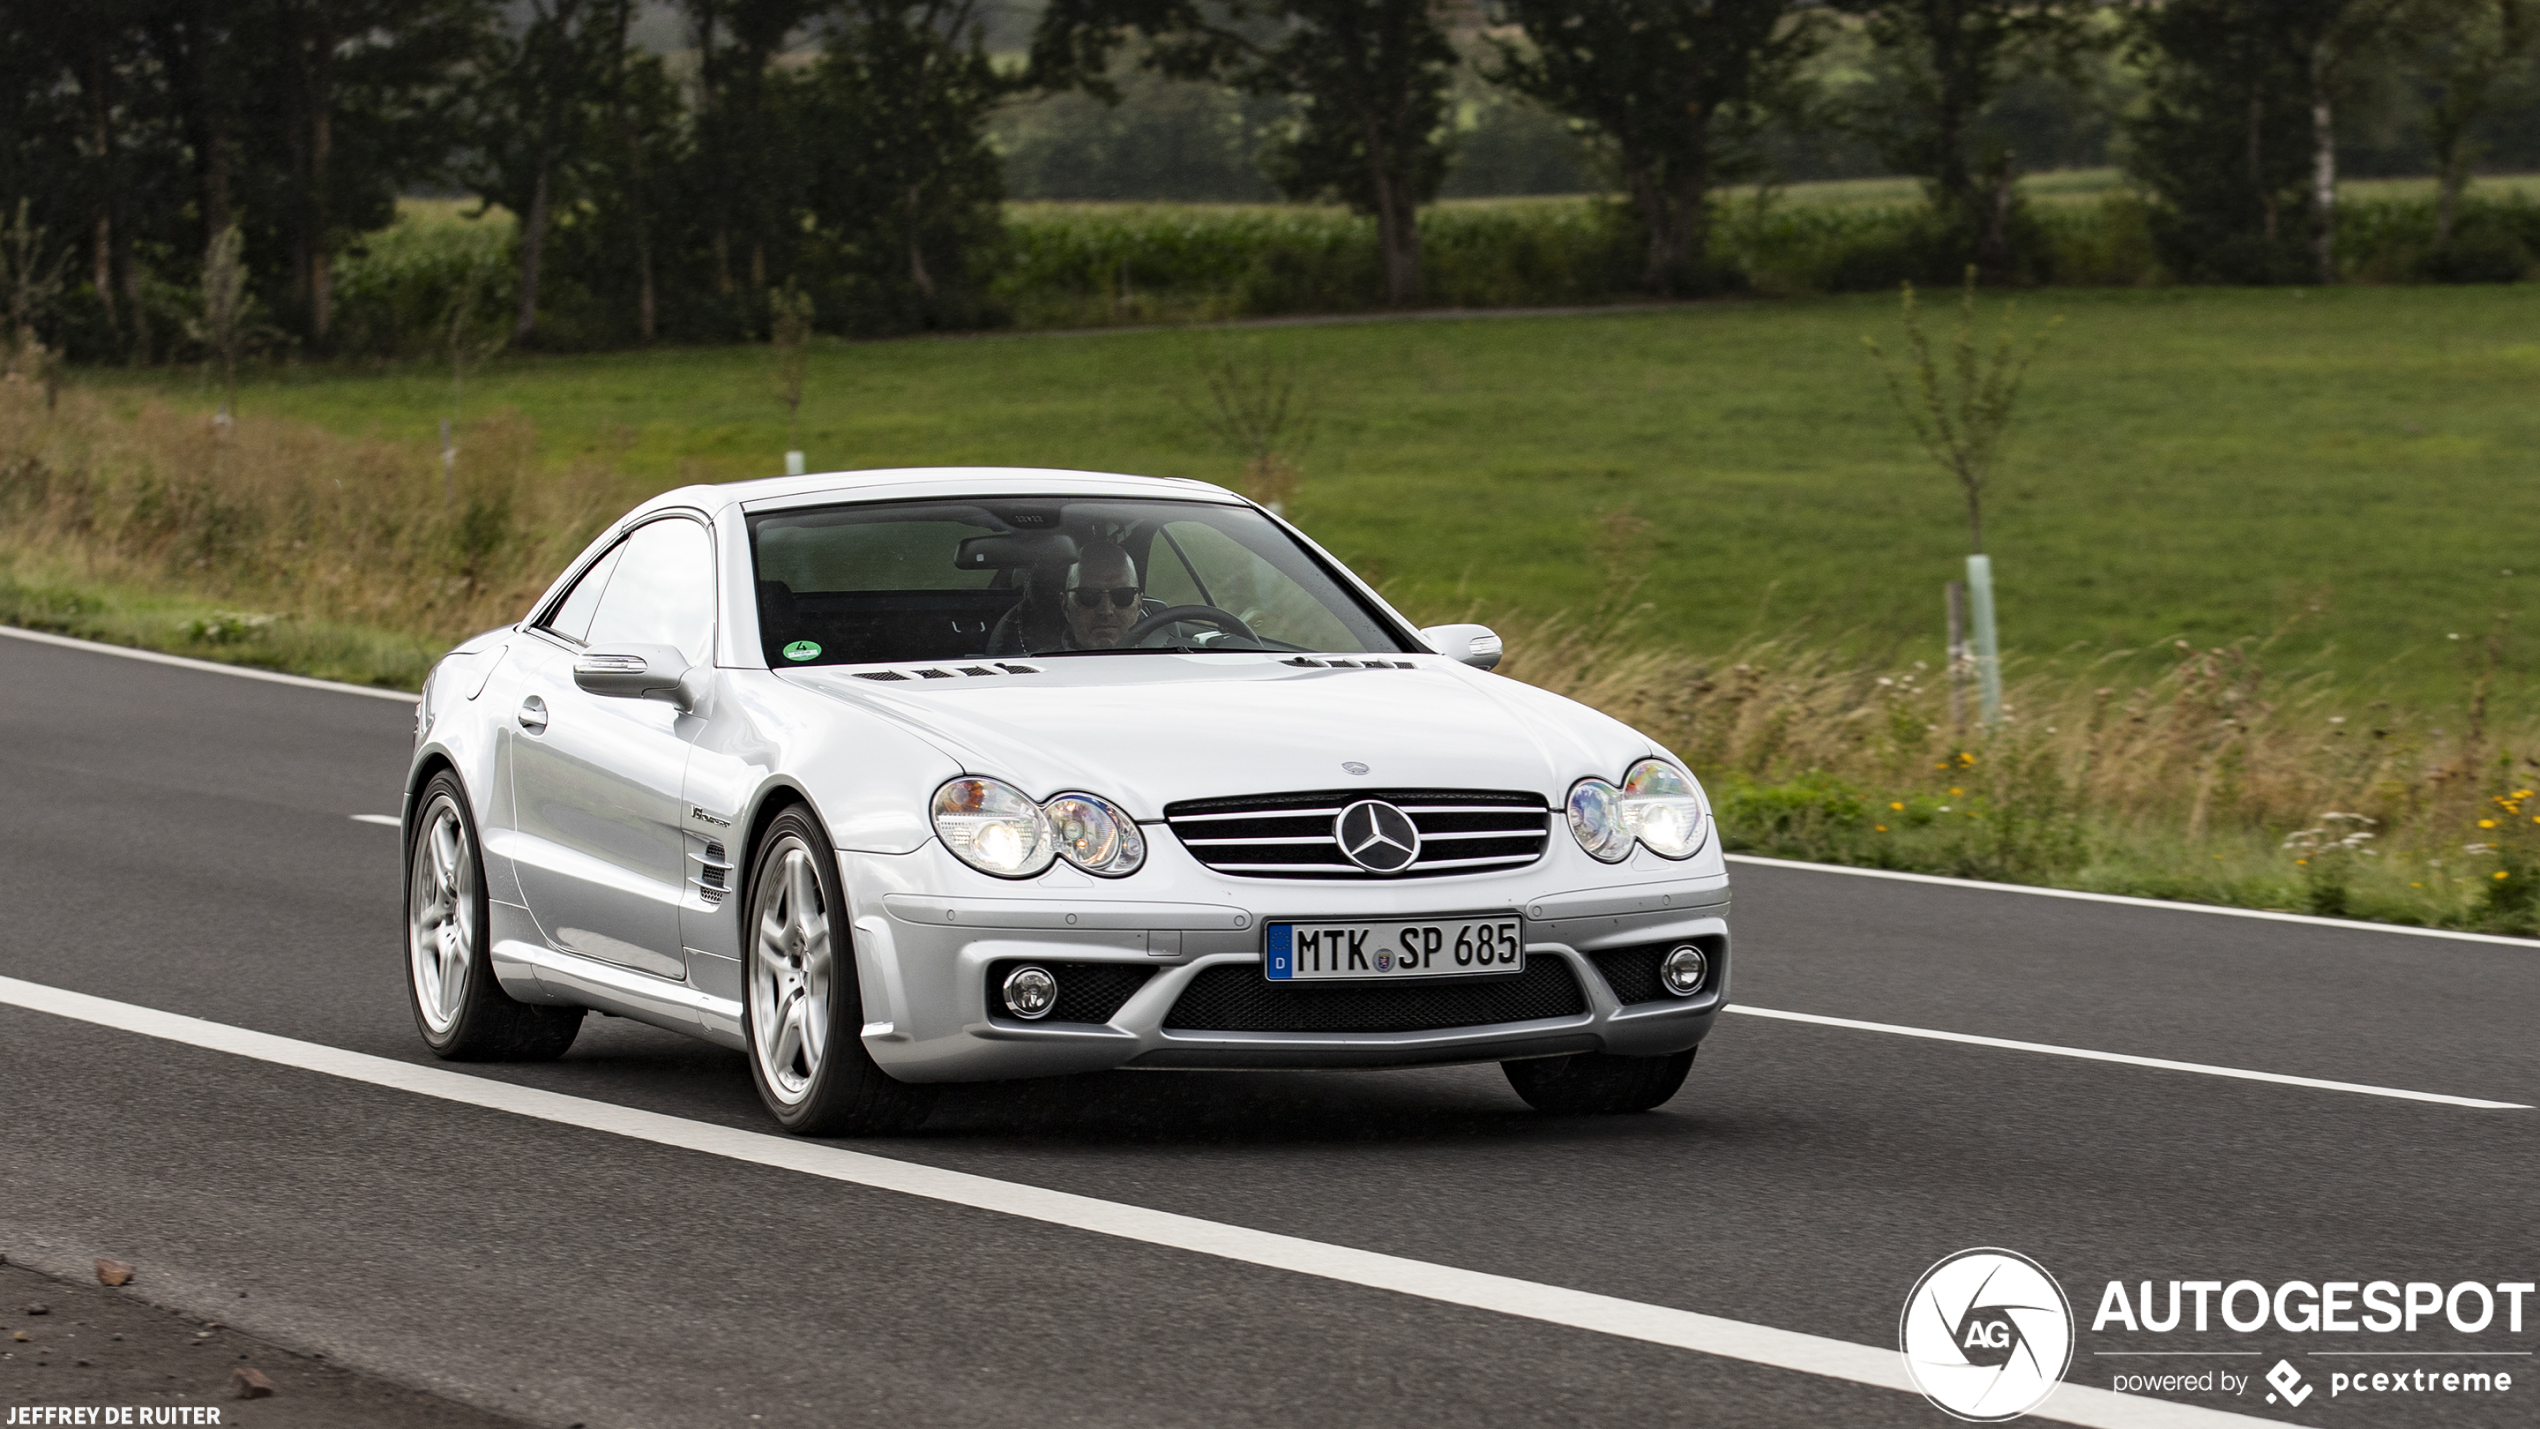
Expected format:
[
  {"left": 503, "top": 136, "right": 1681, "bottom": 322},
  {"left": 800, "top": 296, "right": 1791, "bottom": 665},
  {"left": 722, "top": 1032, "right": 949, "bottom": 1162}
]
[{"left": 84, "top": 282, "right": 2540, "bottom": 710}]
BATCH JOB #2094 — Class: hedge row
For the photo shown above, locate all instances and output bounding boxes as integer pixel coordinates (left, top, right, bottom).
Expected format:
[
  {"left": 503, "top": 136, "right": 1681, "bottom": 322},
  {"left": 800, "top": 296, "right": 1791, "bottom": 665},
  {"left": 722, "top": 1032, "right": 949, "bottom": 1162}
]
[{"left": 307, "top": 191, "right": 2540, "bottom": 352}]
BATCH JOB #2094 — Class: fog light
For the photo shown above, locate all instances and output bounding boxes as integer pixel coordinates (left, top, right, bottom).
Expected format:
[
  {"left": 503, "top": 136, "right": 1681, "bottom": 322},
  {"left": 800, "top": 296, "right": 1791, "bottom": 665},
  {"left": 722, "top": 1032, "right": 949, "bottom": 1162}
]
[
  {"left": 1002, "top": 965, "right": 1058, "bottom": 1019},
  {"left": 1660, "top": 945, "right": 1709, "bottom": 997}
]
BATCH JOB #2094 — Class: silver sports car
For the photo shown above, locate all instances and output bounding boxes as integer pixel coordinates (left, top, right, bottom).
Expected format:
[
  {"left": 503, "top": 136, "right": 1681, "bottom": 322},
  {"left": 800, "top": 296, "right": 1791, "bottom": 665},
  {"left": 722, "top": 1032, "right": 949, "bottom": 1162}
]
[{"left": 403, "top": 468, "right": 1730, "bottom": 1134}]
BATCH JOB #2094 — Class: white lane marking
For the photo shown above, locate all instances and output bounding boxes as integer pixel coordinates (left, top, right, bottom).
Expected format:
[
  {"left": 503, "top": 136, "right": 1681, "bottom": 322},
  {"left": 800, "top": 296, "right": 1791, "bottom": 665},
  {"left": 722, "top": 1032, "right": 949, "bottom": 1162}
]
[
  {"left": 1727, "top": 1006, "right": 2528, "bottom": 1109},
  {"left": 1726, "top": 853, "right": 2540, "bottom": 950},
  {"left": 350, "top": 814, "right": 401, "bottom": 827},
  {"left": 0, "top": 974, "right": 2271, "bottom": 1429},
  {"left": 0, "top": 625, "right": 419, "bottom": 703}
]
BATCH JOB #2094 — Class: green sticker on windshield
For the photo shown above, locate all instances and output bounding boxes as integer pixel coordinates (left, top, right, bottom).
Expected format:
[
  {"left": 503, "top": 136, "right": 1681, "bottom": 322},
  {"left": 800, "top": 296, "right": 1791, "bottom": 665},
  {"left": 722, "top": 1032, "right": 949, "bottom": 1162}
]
[{"left": 782, "top": 640, "right": 822, "bottom": 662}]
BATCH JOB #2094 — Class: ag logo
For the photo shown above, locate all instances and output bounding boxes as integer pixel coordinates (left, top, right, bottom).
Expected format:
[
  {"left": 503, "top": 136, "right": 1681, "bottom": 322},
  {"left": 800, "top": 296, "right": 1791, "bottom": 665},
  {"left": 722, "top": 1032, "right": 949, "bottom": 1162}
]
[
  {"left": 1334, "top": 800, "right": 1420, "bottom": 873},
  {"left": 1899, "top": 1248, "right": 2074, "bottom": 1422}
]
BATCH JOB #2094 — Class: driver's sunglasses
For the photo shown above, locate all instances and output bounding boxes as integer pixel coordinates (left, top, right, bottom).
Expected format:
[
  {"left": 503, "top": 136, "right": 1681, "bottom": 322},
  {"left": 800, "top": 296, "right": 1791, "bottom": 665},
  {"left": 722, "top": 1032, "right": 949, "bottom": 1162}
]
[{"left": 1068, "top": 586, "right": 1141, "bottom": 610}]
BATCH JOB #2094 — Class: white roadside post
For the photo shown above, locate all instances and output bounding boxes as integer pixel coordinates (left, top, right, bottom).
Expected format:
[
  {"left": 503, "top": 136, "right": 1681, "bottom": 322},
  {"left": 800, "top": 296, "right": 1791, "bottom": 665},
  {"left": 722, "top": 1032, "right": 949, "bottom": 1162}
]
[
  {"left": 785, "top": 450, "right": 805, "bottom": 476},
  {"left": 1966, "top": 553, "right": 2002, "bottom": 729}
]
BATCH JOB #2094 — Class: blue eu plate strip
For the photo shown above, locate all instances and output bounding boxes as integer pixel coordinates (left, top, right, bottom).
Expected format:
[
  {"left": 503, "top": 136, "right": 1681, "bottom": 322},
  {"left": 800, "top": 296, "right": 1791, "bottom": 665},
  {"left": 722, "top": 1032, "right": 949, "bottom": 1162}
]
[{"left": 1264, "top": 924, "right": 1293, "bottom": 980}]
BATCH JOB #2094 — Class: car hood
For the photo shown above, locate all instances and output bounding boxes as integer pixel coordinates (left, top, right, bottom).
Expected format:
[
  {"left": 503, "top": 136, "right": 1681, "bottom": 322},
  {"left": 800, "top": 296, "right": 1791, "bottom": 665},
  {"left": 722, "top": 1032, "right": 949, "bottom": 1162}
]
[{"left": 780, "top": 655, "right": 1655, "bottom": 818}]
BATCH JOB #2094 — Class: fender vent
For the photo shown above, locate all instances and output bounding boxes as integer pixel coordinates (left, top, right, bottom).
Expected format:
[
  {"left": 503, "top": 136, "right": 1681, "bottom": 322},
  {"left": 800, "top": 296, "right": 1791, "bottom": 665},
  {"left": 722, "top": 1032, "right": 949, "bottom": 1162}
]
[
  {"left": 688, "top": 841, "right": 731, "bottom": 906},
  {"left": 851, "top": 670, "right": 909, "bottom": 681}
]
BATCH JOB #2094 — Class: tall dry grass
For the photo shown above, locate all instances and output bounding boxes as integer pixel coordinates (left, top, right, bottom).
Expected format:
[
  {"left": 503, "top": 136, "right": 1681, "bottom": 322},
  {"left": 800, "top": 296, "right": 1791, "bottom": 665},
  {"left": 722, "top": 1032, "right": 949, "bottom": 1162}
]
[
  {"left": 1500, "top": 602, "right": 2540, "bottom": 932},
  {"left": 0, "top": 379, "right": 624, "bottom": 683},
  {"left": 5, "top": 381, "right": 2536, "bottom": 932}
]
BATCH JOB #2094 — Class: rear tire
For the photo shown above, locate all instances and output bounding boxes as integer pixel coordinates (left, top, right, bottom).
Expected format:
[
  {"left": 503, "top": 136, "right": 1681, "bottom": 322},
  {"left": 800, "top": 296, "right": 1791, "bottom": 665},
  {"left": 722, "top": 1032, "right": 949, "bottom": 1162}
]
[
  {"left": 405, "top": 771, "right": 583, "bottom": 1061},
  {"left": 742, "top": 804, "right": 936, "bottom": 1136},
  {"left": 1503, "top": 1047, "right": 1695, "bottom": 1114}
]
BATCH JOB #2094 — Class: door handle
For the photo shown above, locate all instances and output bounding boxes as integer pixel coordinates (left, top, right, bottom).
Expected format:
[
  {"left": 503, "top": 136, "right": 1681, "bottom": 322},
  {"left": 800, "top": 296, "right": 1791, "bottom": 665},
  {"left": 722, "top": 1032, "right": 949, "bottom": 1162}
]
[{"left": 517, "top": 695, "right": 549, "bottom": 733}]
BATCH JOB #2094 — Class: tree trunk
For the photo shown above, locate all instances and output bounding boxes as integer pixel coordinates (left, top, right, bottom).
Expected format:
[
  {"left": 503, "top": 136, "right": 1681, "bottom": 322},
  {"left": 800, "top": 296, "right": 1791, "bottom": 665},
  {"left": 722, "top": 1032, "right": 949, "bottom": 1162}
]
[
  {"left": 83, "top": 40, "right": 119, "bottom": 335},
  {"left": 1365, "top": 114, "right": 1419, "bottom": 304},
  {"left": 612, "top": 0, "right": 656, "bottom": 341},
  {"left": 1637, "top": 109, "right": 1713, "bottom": 294},
  {"left": 2248, "top": 91, "right": 2277, "bottom": 243},
  {"left": 2310, "top": 38, "right": 2337, "bottom": 284},
  {"left": 515, "top": 165, "right": 551, "bottom": 343},
  {"left": 2437, "top": 157, "right": 2465, "bottom": 245},
  {"left": 307, "top": 99, "right": 333, "bottom": 342}
]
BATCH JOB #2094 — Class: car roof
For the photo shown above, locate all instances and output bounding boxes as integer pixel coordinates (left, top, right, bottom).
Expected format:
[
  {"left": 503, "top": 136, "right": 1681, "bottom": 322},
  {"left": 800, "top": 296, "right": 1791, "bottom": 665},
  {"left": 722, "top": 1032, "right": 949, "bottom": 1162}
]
[{"left": 626, "top": 466, "right": 1249, "bottom": 522}]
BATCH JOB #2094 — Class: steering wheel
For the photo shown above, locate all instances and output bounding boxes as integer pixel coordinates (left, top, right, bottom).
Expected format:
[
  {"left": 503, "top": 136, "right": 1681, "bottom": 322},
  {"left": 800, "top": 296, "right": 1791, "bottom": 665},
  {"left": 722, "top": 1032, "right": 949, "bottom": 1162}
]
[{"left": 1120, "top": 604, "right": 1259, "bottom": 647}]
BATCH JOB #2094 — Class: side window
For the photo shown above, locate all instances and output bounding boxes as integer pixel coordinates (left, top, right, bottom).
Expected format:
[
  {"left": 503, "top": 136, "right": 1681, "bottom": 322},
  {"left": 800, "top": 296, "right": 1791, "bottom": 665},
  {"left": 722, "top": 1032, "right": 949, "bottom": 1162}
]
[
  {"left": 584, "top": 518, "right": 716, "bottom": 664},
  {"left": 544, "top": 543, "right": 625, "bottom": 644}
]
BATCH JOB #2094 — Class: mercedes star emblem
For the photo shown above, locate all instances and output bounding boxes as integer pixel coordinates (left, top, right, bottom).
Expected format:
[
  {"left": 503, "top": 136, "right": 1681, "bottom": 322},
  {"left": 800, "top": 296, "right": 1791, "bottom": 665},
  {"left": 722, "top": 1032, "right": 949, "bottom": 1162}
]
[{"left": 1335, "top": 799, "right": 1420, "bottom": 873}]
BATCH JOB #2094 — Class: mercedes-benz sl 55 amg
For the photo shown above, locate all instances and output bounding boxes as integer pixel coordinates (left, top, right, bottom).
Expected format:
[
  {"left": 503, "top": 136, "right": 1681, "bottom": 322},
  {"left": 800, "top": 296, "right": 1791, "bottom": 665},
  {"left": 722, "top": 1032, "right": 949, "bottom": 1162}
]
[{"left": 401, "top": 467, "right": 1730, "bottom": 1134}]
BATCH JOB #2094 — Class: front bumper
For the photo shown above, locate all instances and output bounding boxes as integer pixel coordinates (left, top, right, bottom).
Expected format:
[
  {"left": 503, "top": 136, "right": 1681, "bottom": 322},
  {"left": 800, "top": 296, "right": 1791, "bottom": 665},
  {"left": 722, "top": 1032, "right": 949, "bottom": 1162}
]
[{"left": 837, "top": 839, "right": 1731, "bottom": 1083}]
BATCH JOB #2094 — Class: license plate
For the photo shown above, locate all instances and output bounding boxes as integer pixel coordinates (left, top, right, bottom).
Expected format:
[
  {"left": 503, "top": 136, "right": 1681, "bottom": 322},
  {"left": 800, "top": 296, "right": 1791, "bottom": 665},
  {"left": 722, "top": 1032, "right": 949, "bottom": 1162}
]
[{"left": 1263, "top": 914, "right": 1526, "bottom": 982}]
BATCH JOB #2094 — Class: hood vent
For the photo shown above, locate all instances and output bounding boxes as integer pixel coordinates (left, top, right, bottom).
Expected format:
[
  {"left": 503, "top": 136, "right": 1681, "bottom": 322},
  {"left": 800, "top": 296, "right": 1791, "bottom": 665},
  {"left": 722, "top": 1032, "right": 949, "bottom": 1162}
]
[
  {"left": 847, "top": 663, "right": 1041, "bottom": 682},
  {"left": 1282, "top": 657, "right": 1418, "bottom": 670}
]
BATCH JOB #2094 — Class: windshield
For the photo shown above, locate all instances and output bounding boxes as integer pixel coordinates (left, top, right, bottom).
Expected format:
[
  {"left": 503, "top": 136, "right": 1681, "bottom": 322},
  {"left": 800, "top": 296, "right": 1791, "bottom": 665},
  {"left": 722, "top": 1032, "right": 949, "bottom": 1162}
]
[{"left": 747, "top": 497, "right": 1410, "bottom": 667}]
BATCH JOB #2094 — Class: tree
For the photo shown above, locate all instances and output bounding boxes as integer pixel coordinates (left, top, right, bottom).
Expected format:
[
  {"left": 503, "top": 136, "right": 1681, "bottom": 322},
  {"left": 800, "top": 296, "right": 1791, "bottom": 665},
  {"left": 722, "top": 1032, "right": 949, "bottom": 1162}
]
[
  {"left": 253, "top": 0, "right": 488, "bottom": 348},
  {"left": 799, "top": 0, "right": 1015, "bottom": 329},
  {"left": 1034, "top": 0, "right": 1461, "bottom": 304},
  {"left": 2408, "top": 0, "right": 2539, "bottom": 244},
  {"left": 1487, "top": 0, "right": 1816, "bottom": 293},
  {"left": 1, "top": 198, "right": 68, "bottom": 380},
  {"left": 2124, "top": 0, "right": 2410, "bottom": 286},
  {"left": 769, "top": 279, "right": 812, "bottom": 463},
  {"left": 1861, "top": 269, "right": 2059, "bottom": 728},
  {"left": 190, "top": 221, "right": 250, "bottom": 420},
  {"left": 465, "top": 0, "right": 615, "bottom": 344},
  {"left": 680, "top": 0, "right": 827, "bottom": 308},
  {"left": 1842, "top": 0, "right": 2095, "bottom": 275}
]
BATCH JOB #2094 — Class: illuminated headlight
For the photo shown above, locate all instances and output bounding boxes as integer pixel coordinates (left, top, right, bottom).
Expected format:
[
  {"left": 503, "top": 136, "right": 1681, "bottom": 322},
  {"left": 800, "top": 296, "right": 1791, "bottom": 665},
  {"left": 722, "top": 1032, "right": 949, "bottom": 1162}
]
[
  {"left": 1046, "top": 792, "right": 1145, "bottom": 876},
  {"left": 1622, "top": 759, "right": 1708, "bottom": 858},
  {"left": 1567, "top": 778, "right": 1633, "bottom": 862},
  {"left": 1570, "top": 760, "right": 1710, "bottom": 862},
  {"left": 932, "top": 777, "right": 1055, "bottom": 877}
]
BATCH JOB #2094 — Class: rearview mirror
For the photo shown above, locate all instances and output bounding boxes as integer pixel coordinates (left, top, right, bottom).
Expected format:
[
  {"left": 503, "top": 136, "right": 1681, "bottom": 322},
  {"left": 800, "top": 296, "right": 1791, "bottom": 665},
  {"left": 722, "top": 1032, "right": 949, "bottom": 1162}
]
[
  {"left": 955, "top": 531, "right": 1079, "bottom": 571},
  {"left": 1418, "top": 623, "right": 1503, "bottom": 671},
  {"left": 575, "top": 644, "right": 705, "bottom": 709}
]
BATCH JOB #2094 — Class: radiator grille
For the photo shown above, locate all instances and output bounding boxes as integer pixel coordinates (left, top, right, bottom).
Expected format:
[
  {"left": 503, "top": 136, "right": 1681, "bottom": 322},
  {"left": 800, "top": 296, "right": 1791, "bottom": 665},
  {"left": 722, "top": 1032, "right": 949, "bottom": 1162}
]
[
  {"left": 1162, "top": 957, "right": 1585, "bottom": 1033},
  {"left": 1165, "top": 788, "right": 1550, "bottom": 880}
]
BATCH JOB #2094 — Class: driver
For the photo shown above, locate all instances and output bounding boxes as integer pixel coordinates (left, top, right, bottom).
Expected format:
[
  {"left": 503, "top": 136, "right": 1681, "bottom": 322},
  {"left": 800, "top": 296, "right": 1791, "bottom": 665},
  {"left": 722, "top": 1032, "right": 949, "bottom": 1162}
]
[{"left": 1061, "top": 541, "right": 1148, "bottom": 649}]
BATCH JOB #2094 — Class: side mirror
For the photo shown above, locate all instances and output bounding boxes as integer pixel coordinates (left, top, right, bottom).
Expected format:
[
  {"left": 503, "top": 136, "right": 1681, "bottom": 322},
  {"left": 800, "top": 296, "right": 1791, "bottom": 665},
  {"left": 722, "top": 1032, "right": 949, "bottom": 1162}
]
[
  {"left": 575, "top": 643, "right": 705, "bottom": 709},
  {"left": 1418, "top": 623, "right": 1504, "bottom": 671}
]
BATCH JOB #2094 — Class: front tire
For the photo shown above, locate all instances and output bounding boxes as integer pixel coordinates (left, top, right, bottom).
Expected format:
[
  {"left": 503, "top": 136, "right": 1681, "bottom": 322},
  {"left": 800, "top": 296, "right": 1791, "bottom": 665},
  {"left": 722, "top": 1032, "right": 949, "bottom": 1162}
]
[
  {"left": 743, "top": 805, "right": 935, "bottom": 1136},
  {"left": 405, "top": 772, "right": 582, "bottom": 1061},
  {"left": 1503, "top": 1047, "right": 1695, "bottom": 1114}
]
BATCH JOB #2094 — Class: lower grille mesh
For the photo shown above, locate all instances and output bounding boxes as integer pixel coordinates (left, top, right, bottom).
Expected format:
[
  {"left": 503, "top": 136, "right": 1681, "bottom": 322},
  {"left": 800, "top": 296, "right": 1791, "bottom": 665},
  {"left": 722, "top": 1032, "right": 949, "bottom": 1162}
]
[
  {"left": 1163, "top": 958, "right": 1586, "bottom": 1033},
  {"left": 1587, "top": 938, "right": 1718, "bottom": 1005},
  {"left": 985, "top": 960, "right": 1155, "bottom": 1025}
]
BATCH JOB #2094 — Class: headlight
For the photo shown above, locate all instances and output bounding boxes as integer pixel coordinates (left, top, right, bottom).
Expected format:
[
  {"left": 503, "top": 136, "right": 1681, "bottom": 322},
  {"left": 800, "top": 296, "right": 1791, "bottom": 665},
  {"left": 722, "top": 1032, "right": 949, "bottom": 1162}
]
[
  {"left": 1569, "top": 761, "right": 1709, "bottom": 862},
  {"left": 932, "top": 777, "right": 1055, "bottom": 877},
  {"left": 1622, "top": 759, "right": 1707, "bottom": 858},
  {"left": 1567, "top": 778, "right": 1632, "bottom": 862},
  {"left": 1045, "top": 792, "right": 1146, "bottom": 876}
]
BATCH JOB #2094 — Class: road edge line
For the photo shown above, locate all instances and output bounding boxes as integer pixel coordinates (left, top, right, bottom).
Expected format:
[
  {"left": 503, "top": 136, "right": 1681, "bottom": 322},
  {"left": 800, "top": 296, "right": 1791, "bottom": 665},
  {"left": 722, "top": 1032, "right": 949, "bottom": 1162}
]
[
  {"left": 0, "top": 972, "right": 2278, "bottom": 1429},
  {"left": 1725, "top": 853, "right": 2540, "bottom": 951},
  {"left": 0, "top": 624, "right": 420, "bottom": 703},
  {"left": 1725, "top": 1006, "right": 2527, "bottom": 1110}
]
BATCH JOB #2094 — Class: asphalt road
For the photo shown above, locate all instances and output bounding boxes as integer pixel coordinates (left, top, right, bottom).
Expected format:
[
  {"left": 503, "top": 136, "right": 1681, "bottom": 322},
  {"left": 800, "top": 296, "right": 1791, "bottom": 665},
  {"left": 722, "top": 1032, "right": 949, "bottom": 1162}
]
[{"left": 3, "top": 629, "right": 2534, "bottom": 1429}]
